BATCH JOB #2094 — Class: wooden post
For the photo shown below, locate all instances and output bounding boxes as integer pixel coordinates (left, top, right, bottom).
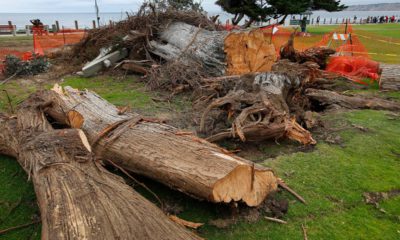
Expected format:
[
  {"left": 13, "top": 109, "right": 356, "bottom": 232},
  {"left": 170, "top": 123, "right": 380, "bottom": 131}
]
[
  {"left": 336, "top": 18, "right": 338, "bottom": 24},
  {"left": 311, "top": 18, "right": 314, "bottom": 25},
  {"left": 323, "top": 18, "right": 326, "bottom": 24},
  {"left": 330, "top": 18, "right": 332, "bottom": 24},
  {"left": 25, "top": 25, "right": 30, "bottom": 36},
  {"left": 55, "top": 21, "right": 60, "bottom": 32},
  {"left": 92, "top": 20, "right": 96, "bottom": 29},
  {"left": 74, "top": 20, "right": 79, "bottom": 30}
]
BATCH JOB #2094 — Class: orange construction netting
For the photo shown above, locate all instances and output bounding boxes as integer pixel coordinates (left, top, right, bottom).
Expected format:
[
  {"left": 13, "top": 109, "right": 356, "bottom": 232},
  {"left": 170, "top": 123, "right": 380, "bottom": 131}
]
[
  {"left": 315, "top": 23, "right": 379, "bottom": 84},
  {"left": 33, "top": 27, "right": 86, "bottom": 55}
]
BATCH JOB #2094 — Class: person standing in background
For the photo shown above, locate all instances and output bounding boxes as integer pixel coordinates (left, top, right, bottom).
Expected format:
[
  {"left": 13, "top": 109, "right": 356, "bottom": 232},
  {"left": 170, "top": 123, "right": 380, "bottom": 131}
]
[
  {"left": 316, "top": 16, "right": 320, "bottom": 26},
  {"left": 300, "top": 16, "right": 307, "bottom": 33}
]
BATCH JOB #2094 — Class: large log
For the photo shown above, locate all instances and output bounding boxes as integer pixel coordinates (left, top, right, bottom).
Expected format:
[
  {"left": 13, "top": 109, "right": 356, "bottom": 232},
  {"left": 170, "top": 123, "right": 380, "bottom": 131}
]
[
  {"left": 0, "top": 98, "right": 200, "bottom": 239},
  {"left": 149, "top": 22, "right": 277, "bottom": 76},
  {"left": 379, "top": 64, "right": 400, "bottom": 91},
  {"left": 305, "top": 89, "right": 400, "bottom": 111},
  {"left": 38, "top": 85, "right": 278, "bottom": 207}
]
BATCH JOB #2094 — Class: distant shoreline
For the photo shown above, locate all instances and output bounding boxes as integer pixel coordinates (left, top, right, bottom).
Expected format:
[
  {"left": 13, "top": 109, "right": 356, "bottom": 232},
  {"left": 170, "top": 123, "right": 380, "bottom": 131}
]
[{"left": 346, "top": 3, "right": 400, "bottom": 11}]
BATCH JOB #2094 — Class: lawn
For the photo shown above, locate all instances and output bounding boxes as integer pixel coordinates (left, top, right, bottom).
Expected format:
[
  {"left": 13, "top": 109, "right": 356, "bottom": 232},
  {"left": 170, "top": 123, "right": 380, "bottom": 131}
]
[
  {"left": 283, "top": 23, "right": 400, "bottom": 64},
  {"left": 0, "top": 24, "right": 400, "bottom": 239}
]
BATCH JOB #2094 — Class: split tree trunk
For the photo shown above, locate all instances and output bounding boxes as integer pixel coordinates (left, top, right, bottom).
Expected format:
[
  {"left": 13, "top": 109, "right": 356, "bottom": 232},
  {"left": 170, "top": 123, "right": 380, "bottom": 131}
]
[
  {"left": 0, "top": 97, "right": 200, "bottom": 239},
  {"left": 39, "top": 85, "right": 278, "bottom": 207}
]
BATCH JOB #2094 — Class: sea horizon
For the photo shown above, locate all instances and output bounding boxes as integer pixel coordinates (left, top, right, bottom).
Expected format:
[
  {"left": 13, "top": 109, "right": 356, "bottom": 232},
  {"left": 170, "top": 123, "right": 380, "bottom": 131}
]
[{"left": 1, "top": 10, "right": 400, "bottom": 29}]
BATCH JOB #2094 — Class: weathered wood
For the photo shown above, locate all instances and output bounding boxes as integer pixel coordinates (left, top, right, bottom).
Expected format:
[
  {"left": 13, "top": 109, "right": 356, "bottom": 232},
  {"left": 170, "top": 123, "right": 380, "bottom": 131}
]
[
  {"left": 39, "top": 85, "right": 278, "bottom": 207},
  {"left": 379, "top": 64, "right": 400, "bottom": 91},
  {"left": 149, "top": 22, "right": 278, "bottom": 77},
  {"left": 224, "top": 30, "right": 277, "bottom": 75},
  {"left": 305, "top": 89, "right": 400, "bottom": 111},
  {"left": 0, "top": 98, "right": 200, "bottom": 240},
  {"left": 150, "top": 22, "right": 228, "bottom": 75},
  {"left": 198, "top": 72, "right": 316, "bottom": 145}
]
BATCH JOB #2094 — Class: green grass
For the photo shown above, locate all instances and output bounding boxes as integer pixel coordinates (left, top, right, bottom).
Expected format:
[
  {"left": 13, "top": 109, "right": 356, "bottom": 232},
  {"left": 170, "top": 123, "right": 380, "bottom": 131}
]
[
  {"left": 283, "top": 23, "right": 400, "bottom": 64},
  {"left": 353, "top": 24, "right": 400, "bottom": 39},
  {"left": 0, "top": 156, "right": 40, "bottom": 240},
  {"left": 0, "top": 36, "right": 32, "bottom": 42},
  {"left": 62, "top": 76, "right": 153, "bottom": 110}
]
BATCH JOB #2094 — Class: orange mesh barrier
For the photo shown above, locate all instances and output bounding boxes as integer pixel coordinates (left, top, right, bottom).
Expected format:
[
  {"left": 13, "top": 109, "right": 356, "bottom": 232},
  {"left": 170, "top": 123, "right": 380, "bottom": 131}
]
[
  {"left": 33, "top": 27, "right": 86, "bottom": 54},
  {"left": 326, "top": 56, "right": 380, "bottom": 84},
  {"left": 319, "top": 23, "right": 380, "bottom": 83}
]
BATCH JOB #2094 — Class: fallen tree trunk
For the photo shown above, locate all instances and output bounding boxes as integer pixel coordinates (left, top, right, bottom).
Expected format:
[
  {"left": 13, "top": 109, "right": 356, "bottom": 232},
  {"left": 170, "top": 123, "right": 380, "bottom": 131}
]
[
  {"left": 149, "top": 22, "right": 277, "bottom": 77},
  {"left": 305, "top": 89, "right": 400, "bottom": 111},
  {"left": 379, "top": 64, "right": 400, "bottom": 91},
  {"left": 38, "top": 85, "right": 278, "bottom": 207},
  {"left": 0, "top": 98, "right": 200, "bottom": 239}
]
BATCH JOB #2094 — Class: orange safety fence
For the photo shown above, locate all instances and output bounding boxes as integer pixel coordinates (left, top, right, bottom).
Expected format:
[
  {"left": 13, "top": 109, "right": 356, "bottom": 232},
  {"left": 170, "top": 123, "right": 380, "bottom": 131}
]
[
  {"left": 316, "top": 23, "right": 380, "bottom": 84},
  {"left": 33, "top": 27, "right": 86, "bottom": 54},
  {"left": 1, "top": 27, "right": 86, "bottom": 75}
]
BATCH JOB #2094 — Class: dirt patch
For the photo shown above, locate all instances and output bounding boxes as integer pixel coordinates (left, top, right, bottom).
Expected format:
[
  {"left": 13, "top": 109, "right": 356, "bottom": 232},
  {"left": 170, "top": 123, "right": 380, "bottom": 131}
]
[
  {"left": 208, "top": 192, "right": 289, "bottom": 229},
  {"left": 363, "top": 189, "right": 400, "bottom": 207}
]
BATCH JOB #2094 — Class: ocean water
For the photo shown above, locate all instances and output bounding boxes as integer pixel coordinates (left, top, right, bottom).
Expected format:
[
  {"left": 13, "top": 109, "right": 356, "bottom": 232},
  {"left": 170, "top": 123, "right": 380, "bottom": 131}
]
[{"left": 1, "top": 11, "right": 400, "bottom": 30}]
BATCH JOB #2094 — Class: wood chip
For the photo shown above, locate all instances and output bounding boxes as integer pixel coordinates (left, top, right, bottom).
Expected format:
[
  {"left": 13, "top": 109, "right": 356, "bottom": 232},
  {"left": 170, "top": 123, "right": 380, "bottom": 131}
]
[
  {"left": 264, "top": 216, "right": 287, "bottom": 224},
  {"left": 169, "top": 215, "right": 204, "bottom": 229}
]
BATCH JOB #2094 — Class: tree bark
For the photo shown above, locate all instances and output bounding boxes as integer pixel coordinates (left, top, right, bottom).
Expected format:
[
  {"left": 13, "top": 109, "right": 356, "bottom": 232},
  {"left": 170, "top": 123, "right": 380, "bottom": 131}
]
[
  {"left": 149, "top": 22, "right": 277, "bottom": 77},
  {"left": 0, "top": 97, "right": 200, "bottom": 240},
  {"left": 38, "top": 85, "right": 278, "bottom": 207},
  {"left": 197, "top": 72, "right": 316, "bottom": 145},
  {"left": 379, "top": 64, "right": 400, "bottom": 91},
  {"left": 149, "top": 22, "right": 228, "bottom": 75},
  {"left": 305, "top": 89, "right": 400, "bottom": 111}
]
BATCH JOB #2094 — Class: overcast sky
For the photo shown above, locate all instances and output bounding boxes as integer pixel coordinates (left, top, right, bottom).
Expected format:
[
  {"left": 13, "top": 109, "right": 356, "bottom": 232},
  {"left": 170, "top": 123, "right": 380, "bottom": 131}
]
[{"left": 1, "top": 0, "right": 400, "bottom": 13}]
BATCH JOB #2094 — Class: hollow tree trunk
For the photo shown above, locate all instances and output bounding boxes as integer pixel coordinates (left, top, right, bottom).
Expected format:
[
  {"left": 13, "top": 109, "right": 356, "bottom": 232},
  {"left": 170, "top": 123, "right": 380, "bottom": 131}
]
[
  {"left": 38, "top": 85, "right": 278, "bottom": 207},
  {"left": 0, "top": 97, "right": 200, "bottom": 239}
]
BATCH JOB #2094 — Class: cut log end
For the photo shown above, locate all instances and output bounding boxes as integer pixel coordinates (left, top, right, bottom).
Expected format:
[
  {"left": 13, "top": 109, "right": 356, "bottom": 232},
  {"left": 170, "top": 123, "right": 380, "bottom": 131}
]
[
  {"left": 211, "top": 164, "right": 278, "bottom": 207},
  {"left": 68, "top": 110, "right": 84, "bottom": 129}
]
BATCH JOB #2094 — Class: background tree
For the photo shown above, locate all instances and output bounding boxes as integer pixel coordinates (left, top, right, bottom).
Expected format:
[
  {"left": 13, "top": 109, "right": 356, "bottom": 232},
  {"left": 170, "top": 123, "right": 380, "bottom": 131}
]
[
  {"left": 216, "top": 0, "right": 347, "bottom": 27},
  {"left": 147, "top": 0, "right": 204, "bottom": 12}
]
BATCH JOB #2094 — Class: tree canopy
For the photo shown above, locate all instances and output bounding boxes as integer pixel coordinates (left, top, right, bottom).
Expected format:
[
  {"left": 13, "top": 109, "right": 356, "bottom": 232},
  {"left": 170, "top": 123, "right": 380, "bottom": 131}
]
[
  {"left": 147, "top": 0, "right": 204, "bottom": 12},
  {"left": 216, "top": 0, "right": 347, "bottom": 26}
]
